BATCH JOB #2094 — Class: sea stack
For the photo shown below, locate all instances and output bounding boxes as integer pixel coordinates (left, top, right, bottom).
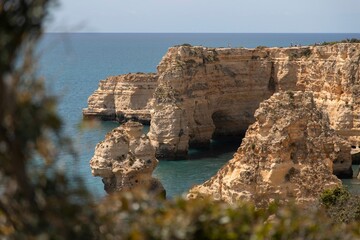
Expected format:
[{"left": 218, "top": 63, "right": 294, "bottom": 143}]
[
  {"left": 90, "top": 121, "right": 165, "bottom": 197},
  {"left": 188, "top": 92, "right": 350, "bottom": 206}
]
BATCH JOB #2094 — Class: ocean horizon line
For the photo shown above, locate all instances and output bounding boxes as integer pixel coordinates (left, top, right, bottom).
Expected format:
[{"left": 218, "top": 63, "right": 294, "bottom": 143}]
[{"left": 44, "top": 32, "right": 360, "bottom": 35}]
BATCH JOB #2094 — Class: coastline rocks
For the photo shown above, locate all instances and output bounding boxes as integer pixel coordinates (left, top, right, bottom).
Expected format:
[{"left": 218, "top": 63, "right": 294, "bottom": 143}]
[
  {"left": 148, "top": 44, "right": 360, "bottom": 158},
  {"left": 83, "top": 73, "right": 158, "bottom": 123},
  {"left": 84, "top": 44, "right": 360, "bottom": 160},
  {"left": 149, "top": 46, "right": 274, "bottom": 158},
  {"left": 148, "top": 103, "right": 190, "bottom": 159},
  {"left": 90, "top": 121, "right": 165, "bottom": 196},
  {"left": 188, "top": 92, "right": 349, "bottom": 206}
]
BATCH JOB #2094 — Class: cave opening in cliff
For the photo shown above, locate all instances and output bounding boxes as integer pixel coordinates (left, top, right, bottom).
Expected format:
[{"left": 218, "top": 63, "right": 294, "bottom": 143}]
[
  {"left": 211, "top": 111, "right": 247, "bottom": 138},
  {"left": 186, "top": 110, "right": 248, "bottom": 160}
]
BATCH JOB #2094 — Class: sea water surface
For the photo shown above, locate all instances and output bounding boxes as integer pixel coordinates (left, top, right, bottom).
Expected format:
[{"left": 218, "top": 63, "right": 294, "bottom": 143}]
[{"left": 38, "top": 33, "right": 360, "bottom": 198}]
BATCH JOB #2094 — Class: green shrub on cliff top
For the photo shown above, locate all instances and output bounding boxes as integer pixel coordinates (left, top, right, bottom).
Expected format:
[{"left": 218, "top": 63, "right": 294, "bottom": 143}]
[{"left": 319, "top": 38, "right": 360, "bottom": 45}]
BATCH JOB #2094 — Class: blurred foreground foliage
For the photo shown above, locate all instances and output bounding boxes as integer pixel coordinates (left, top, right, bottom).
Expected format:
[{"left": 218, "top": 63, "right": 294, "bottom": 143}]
[
  {"left": 0, "top": 0, "right": 360, "bottom": 239},
  {"left": 321, "top": 187, "right": 360, "bottom": 224},
  {"left": 97, "top": 192, "right": 360, "bottom": 240},
  {"left": 0, "top": 0, "right": 97, "bottom": 238}
]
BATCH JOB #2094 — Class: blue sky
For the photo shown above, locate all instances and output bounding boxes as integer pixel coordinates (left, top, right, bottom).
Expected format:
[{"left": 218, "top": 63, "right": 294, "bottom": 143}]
[{"left": 47, "top": 0, "right": 360, "bottom": 33}]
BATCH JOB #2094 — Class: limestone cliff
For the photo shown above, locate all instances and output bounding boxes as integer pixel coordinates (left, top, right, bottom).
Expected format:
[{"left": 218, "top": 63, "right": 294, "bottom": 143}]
[
  {"left": 188, "top": 92, "right": 348, "bottom": 206},
  {"left": 83, "top": 73, "right": 158, "bottom": 123},
  {"left": 148, "top": 44, "right": 360, "bottom": 160},
  {"left": 84, "top": 44, "right": 360, "bottom": 168},
  {"left": 90, "top": 121, "right": 165, "bottom": 196}
]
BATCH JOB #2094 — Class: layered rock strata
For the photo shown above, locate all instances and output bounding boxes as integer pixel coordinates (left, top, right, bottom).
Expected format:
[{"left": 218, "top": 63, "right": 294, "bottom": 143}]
[
  {"left": 83, "top": 73, "right": 158, "bottom": 123},
  {"left": 188, "top": 92, "right": 349, "bottom": 206},
  {"left": 90, "top": 121, "right": 165, "bottom": 196},
  {"left": 148, "top": 44, "right": 360, "bottom": 160},
  {"left": 84, "top": 44, "right": 360, "bottom": 168}
]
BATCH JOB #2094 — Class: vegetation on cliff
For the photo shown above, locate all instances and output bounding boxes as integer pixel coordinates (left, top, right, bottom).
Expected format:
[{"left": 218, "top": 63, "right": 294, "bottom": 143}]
[
  {"left": 0, "top": 0, "right": 97, "bottom": 238},
  {"left": 321, "top": 187, "right": 360, "bottom": 224},
  {"left": 97, "top": 192, "right": 360, "bottom": 240},
  {"left": 319, "top": 38, "right": 360, "bottom": 45}
]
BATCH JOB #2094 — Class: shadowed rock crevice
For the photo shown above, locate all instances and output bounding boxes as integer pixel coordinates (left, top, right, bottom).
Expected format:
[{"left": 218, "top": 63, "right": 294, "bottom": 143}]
[
  {"left": 267, "top": 61, "right": 277, "bottom": 92},
  {"left": 211, "top": 110, "right": 247, "bottom": 138}
]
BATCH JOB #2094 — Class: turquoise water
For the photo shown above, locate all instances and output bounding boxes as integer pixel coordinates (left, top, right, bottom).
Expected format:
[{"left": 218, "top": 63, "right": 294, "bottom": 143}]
[{"left": 38, "top": 33, "right": 360, "bottom": 198}]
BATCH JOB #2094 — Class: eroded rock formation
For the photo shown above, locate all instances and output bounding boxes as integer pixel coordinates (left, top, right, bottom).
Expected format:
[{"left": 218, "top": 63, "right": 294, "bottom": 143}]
[
  {"left": 148, "top": 44, "right": 360, "bottom": 159},
  {"left": 90, "top": 121, "right": 165, "bottom": 196},
  {"left": 83, "top": 73, "right": 158, "bottom": 123},
  {"left": 84, "top": 44, "right": 360, "bottom": 167},
  {"left": 188, "top": 92, "right": 349, "bottom": 206}
]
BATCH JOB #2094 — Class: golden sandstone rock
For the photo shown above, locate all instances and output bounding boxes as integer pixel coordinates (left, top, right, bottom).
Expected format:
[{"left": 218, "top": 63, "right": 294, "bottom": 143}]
[
  {"left": 188, "top": 92, "right": 348, "bottom": 206},
  {"left": 86, "top": 43, "right": 360, "bottom": 198},
  {"left": 83, "top": 73, "right": 157, "bottom": 123},
  {"left": 148, "top": 44, "right": 359, "bottom": 161},
  {"left": 90, "top": 121, "right": 165, "bottom": 196},
  {"left": 84, "top": 44, "right": 360, "bottom": 160}
]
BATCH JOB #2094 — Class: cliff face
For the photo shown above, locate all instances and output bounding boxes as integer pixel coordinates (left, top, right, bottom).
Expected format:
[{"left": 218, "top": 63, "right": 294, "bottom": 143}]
[
  {"left": 148, "top": 44, "right": 360, "bottom": 159},
  {"left": 83, "top": 73, "right": 158, "bottom": 123},
  {"left": 188, "top": 92, "right": 347, "bottom": 206},
  {"left": 90, "top": 121, "right": 165, "bottom": 196}
]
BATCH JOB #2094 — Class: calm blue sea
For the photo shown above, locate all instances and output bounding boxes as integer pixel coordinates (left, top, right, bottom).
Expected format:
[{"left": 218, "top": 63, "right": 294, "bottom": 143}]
[{"left": 38, "top": 33, "right": 360, "bottom": 198}]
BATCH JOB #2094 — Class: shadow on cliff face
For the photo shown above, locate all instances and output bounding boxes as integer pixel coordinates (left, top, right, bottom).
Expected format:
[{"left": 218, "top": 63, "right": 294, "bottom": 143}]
[
  {"left": 187, "top": 136, "right": 243, "bottom": 161},
  {"left": 211, "top": 111, "right": 250, "bottom": 138}
]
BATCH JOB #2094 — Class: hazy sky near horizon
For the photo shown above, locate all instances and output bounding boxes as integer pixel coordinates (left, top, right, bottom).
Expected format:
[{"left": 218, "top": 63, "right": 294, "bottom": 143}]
[{"left": 47, "top": 0, "right": 360, "bottom": 33}]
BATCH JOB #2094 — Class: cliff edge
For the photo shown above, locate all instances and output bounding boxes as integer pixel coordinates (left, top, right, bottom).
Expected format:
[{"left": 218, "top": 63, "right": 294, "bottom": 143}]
[
  {"left": 83, "top": 73, "right": 158, "bottom": 123},
  {"left": 148, "top": 44, "right": 360, "bottom": 160},
  {"left": 188, "top": 92, "right": 348, "bottom": 206},
  {"left": 84, "top": 44, "right": 360, "bottom": 174}
]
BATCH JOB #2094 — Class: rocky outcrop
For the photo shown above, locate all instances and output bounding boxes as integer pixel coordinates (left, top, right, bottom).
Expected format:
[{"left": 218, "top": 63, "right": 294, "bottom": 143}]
[
  {"left": 90, "top": 121, "right": 165, "bottom": 196},
  {"left": 188, "top": 92, "right": 349, "bottom": 206},
  {"left": 148, "top": 44, "right": 360, "bottom": 160},
  {"left": 83, "top": 73, "right": 158, "bottom": 123},
  {"left": 84, "top": 43, "right": 360, "bottom": 168}
]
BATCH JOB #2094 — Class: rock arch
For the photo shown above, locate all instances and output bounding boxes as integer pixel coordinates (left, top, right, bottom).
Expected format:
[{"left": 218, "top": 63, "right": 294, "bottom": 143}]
[
  {"left": 211, "top": 110, "right": 247, "bottom": 138},
  {"left": 85, "top": 44, "right": 360, "bottom": 169}
]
